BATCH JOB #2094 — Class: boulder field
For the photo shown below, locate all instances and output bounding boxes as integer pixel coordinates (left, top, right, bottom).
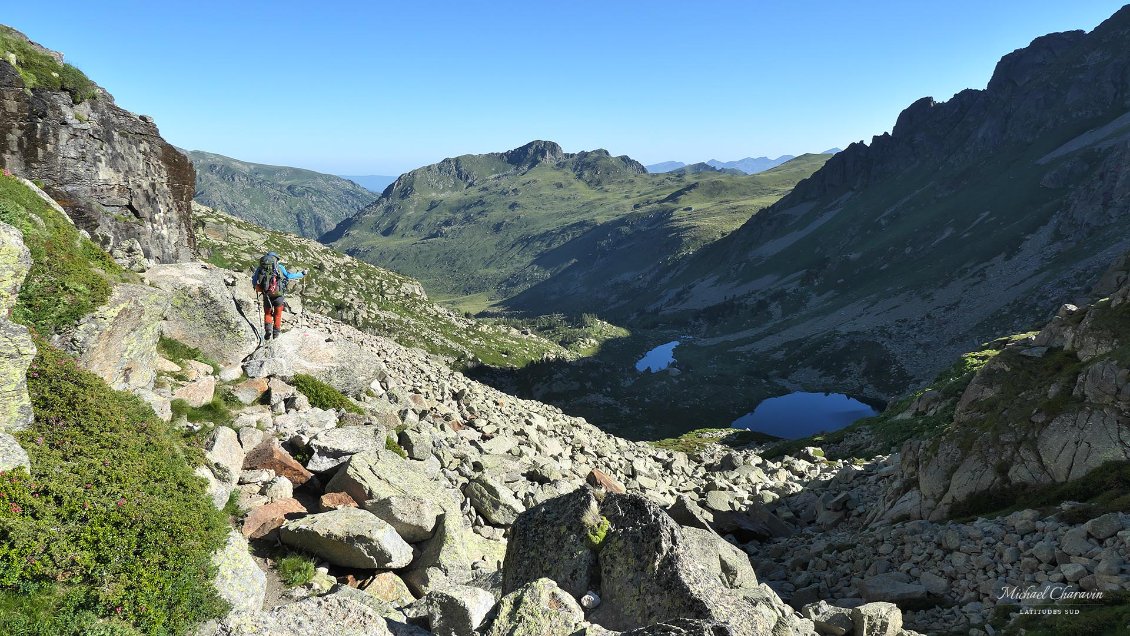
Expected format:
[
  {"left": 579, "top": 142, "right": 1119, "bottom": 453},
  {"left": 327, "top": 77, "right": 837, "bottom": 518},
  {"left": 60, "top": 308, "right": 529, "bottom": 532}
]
[{"left": 6, "top": 231, "right": 1130, "bottom": 634}]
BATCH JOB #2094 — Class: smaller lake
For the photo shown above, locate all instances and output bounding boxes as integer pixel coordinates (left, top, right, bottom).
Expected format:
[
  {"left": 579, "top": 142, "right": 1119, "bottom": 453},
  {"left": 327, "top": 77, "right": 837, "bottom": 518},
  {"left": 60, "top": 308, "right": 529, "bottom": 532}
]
[
  {"left": 732, "top": 392, "right": 879, "bottom": 439},
  {"left": 635, "top": 340, "right": 680, "bottom": 373}
]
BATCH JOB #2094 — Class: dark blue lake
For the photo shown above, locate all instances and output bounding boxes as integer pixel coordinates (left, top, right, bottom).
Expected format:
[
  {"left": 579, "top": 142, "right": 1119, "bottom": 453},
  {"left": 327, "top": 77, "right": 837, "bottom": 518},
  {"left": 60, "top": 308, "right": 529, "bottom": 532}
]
[
  {"left": 732, "top": 392, "right": 879, "bottom": 439},
  {"left": 635, "top": 340, "right": 680, "bottom": 373}
]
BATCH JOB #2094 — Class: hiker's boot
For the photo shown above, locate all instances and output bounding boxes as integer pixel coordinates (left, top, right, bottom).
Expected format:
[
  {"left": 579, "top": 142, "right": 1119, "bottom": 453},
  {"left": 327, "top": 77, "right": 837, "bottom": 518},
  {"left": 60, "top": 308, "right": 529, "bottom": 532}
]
[
  {"left": 272, "top": 328, "right": 281, "bottom": 340},
  {"left": 264, "top": 326, "right": 273, "bottom": 341}
]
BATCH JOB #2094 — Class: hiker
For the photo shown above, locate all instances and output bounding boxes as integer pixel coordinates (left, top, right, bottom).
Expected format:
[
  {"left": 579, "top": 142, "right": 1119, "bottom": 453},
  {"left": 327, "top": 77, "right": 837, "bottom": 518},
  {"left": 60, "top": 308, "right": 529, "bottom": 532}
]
[{"left": 252, "top": 252, "right": 307, "bottom": 341}]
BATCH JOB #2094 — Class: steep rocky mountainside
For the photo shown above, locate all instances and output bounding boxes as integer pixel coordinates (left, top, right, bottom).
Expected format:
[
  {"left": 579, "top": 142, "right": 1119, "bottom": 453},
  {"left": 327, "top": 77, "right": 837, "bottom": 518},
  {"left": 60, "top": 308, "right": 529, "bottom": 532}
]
[
  {"left": 192, "top": 203, "right": 569, "bottom": 368},
  {"left": 323, "top": 140, "right": 829, "bottom": 309},
  {"left": 607, "top": 7, "right": 1130, "bottom": 407},
  {"left": 872, "top": 253, "right": 1130, "bottom": 522},
  {"left": 189, "top": 150, "right": 378, "bottom": 238},
  {"left": 0, "top": 26, "right": 195, "bottom": 263}
]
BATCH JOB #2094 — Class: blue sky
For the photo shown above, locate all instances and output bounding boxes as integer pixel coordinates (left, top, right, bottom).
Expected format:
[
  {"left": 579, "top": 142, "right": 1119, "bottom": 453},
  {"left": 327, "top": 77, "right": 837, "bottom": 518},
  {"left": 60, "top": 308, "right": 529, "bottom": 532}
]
[{"left": 4, "top": 1, "right": 1125, "bottom": 175}]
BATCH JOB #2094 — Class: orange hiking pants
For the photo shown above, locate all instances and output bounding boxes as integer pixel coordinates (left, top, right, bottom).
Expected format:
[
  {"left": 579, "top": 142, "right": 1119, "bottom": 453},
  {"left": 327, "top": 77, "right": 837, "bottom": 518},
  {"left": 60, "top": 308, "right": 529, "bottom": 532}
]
[{"left": 263, "top": 296, "right": 285, "bottom": 330}]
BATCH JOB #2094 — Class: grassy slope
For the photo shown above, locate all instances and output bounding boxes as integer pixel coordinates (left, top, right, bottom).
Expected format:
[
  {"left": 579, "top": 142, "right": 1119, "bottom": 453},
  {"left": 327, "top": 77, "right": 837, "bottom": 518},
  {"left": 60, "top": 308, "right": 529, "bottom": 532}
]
[
  {"left": 193, "top": 203, "right": 571, "bottom": 368},
  {"left": 327, "top": 148, "right": 829, "bottom": 311},
  {"left": 188, "top": 150, "right": 377, "bottom": 239},
  {"left": 0, "top": 174, "right": 228, "bottom": 635},
  {"left": 0, "top": 26, "right": 98, "bottom": 103}
]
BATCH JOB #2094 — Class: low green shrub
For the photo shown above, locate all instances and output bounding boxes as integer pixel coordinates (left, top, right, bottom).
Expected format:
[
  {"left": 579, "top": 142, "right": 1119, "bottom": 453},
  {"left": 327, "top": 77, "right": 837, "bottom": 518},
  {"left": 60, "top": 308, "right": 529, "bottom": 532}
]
[
  {"left": 0, "top": 340, "right": 229, "bottom": 633},
  {"left": 276, "top": 554, "right": 315, "bottom": 587},
  {"left": 0, "top": 584, "right": 143, "bottom": 635},
  {"left": 170, "top": 395, "right": 234, "bottom": 428},
  {"left": 291, "top": 373, "right": 363, "bottom": 414}
]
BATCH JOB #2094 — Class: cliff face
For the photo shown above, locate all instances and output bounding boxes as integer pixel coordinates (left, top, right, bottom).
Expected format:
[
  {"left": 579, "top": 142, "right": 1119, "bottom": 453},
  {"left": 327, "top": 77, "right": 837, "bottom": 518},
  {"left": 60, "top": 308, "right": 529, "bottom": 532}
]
[{"left": 0, "top": 29, "right": 194, "bottom": 263}]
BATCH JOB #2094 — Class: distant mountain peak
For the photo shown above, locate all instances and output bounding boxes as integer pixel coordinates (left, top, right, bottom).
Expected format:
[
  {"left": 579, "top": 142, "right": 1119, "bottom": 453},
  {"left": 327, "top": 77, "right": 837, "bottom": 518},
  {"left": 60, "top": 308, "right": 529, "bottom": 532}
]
[
  {"left": 503, "top": 140, "right": 566, "bottom": 168},
  {"left": 645, "top": 161, "right": 686, "bottom": 173}
]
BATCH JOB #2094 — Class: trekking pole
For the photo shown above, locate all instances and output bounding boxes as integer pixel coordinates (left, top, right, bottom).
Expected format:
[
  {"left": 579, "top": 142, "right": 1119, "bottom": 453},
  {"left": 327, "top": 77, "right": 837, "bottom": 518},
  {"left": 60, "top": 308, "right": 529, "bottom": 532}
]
[{"left": 253, "top": 289, "right": 264, "bottom": 348}]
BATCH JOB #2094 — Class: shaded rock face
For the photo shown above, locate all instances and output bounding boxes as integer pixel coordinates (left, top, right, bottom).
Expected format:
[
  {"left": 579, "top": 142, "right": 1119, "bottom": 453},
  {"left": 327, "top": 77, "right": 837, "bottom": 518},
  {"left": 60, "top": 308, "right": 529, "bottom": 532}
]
[
  {"left": 0, "top": 30, "right": 194, "bottom": 263},
  {"left": 881, "top": 254, "right": 1130, "bottom": 521},
  {"left": 0, "top": 221, "right": 35, "bottom": 431},
  {"left": 502, "top": 487, "right": 601, "bottom": 599},
  {"left": 503, "top": 488, "right": 805, "bottom": 636}
]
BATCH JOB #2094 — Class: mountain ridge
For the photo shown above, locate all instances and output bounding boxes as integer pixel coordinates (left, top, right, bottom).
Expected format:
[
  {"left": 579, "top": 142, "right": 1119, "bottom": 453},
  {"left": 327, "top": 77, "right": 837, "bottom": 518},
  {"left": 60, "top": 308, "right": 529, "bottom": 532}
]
[
  {"left": 188, "top": 149, "right": 377, "bottom": 239},
  {"left": 647, "top": 148, "right": 840, "bottom": 174},
  {"left": 3, "top": 12, "right": 1130, "bottom": 636},
  {"left": 611, "top": 6, "right": 1130, "bottom": 407},
  {"left": 322, "top": 142, "right": 828, "bottom": 309}
]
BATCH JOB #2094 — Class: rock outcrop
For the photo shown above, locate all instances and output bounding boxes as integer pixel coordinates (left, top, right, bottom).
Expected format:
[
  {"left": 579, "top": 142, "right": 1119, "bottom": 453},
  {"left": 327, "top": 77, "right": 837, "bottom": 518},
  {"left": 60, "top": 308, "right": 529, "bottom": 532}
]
[
  {"left": 211, "top": 530, "right": 267, "bottom": 614},
  {"left": 883, "top": 254, "right": 1130, "bottom": 520},
  {"left": 0, "top": 28, "right": 194, "bottom": 263},
  {"left": 504, "top": 488, "right": 811, "bottom": 635},
  {"left": 0, "top": 221, "right": 34, "bottom": 431},
  {"left": 145, "top": 263, "right": 260, "bottom": 367},
  {"left": 67, "top": 283, "right": 168, "bottom": 391}
]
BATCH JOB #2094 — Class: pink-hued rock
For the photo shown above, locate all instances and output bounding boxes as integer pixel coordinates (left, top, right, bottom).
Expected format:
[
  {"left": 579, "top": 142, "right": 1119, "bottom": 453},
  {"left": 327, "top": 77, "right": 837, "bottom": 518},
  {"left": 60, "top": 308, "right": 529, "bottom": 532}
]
[
  {"left": 320, "top": 491, "right": 360, "bottom": 512},
  {"left": 242, "top": 497, "right": 308, "bottom": 540},
  {"left": 243, "top": 439, "right": 313, "bottom": 487}
]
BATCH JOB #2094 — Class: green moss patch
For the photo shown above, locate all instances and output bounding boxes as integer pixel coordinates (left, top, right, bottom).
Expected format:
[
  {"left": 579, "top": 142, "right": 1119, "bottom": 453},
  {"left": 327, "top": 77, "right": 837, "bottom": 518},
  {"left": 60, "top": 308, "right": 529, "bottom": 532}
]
[
  {"left": 170, "top": 396, "right": 234, "bottom": 429},
  {"left": 291, "top": 373, "right": 363, "bottom": 414},
  {"left": 585, "top": 515, "right": 611, "bottom": 551},
  {"left": 0, "top": 341, "right": 229, "bottom": 633},
  {"left": 0, "top": 173, "right": 123, "bottom": 334}
]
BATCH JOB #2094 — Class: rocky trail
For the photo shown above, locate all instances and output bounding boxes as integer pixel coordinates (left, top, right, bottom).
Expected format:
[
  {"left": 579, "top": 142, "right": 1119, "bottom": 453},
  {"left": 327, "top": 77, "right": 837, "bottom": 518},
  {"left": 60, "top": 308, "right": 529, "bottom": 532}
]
[{"left": 4, "top": 230, "right": 1121, "bottom": 635}]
